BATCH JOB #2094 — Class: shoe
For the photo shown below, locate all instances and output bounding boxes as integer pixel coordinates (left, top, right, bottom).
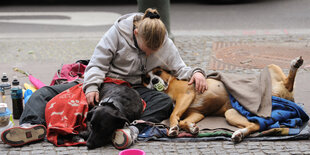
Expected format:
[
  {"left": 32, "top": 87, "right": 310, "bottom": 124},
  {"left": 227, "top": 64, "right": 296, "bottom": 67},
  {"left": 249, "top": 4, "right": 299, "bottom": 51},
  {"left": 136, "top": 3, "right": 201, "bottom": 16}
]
[
  {"left": 1, "top": 124, "right": 46, "bottom": 146},
  {"left": 112, "top": 126, "right": 139, "bottom": 150}
]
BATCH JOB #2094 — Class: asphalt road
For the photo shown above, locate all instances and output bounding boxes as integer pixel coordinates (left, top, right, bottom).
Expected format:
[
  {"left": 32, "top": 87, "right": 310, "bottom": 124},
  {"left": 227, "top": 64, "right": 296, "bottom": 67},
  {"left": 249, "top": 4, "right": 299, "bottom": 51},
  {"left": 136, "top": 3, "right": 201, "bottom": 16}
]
[{"left": 0, "top": 0, "right": 309, "bottom": 35}]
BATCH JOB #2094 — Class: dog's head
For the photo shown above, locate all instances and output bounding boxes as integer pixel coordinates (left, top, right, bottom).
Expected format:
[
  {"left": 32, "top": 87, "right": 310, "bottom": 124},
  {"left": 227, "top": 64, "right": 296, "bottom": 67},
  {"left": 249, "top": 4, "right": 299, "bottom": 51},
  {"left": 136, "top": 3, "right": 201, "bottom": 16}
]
[
  {"left": 142, "top": 67, "right": 172, "bottom": 91},
  {"left": 85, "top": 98, "right": 129, "bottom": 149}
]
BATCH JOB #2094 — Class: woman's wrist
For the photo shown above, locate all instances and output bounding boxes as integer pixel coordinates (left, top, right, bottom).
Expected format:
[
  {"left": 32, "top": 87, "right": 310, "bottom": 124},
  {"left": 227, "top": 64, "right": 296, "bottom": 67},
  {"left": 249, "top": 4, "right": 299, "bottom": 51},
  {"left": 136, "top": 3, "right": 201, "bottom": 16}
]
[
  {"left": 84, "top": 85, "right": 99, "bottom": 95},
  {"left": 191, "top": 68, "right": 206, "bottom": 78}
]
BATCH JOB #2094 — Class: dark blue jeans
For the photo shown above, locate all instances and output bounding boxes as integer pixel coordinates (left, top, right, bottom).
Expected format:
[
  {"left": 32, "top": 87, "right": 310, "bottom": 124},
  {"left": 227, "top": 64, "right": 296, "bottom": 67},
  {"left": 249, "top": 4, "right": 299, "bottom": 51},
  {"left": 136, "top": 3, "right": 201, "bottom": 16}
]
[{"left": 19, "top": 83, "right": 173, "bottom": 126}]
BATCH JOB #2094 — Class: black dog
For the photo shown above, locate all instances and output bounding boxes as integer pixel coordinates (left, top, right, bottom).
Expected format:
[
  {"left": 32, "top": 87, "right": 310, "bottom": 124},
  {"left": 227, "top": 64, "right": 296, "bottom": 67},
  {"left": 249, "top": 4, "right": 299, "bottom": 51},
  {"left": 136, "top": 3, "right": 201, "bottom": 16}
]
[{"left": 80, "top": 82, "right": 144, "bottom": 149}]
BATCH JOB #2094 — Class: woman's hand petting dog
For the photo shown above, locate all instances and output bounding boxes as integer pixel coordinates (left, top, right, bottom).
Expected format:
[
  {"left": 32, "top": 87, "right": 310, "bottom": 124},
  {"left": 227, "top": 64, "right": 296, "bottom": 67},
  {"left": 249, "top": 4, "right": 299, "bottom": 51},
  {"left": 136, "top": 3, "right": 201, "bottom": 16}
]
[
  {"left": 86, "top": 91, "right": 99, "bottom": 107},
  {"left": 188, "top": 72, "right": 208, "bottom": 93}
]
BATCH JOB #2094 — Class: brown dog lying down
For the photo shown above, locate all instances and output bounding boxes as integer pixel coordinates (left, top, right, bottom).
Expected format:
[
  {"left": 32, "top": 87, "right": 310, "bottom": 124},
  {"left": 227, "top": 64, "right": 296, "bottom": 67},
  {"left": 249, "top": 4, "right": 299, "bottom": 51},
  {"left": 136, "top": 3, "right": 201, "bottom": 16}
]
[{"left": 142, "top": 56, "right": 304, "bottom": 142}]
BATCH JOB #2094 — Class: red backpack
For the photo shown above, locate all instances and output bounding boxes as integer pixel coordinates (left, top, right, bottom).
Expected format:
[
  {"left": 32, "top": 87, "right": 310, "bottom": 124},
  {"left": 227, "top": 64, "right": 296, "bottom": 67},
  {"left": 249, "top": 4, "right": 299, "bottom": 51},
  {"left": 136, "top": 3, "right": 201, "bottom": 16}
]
[{"left": 50, "top": 60, "right": 89, "bottom": 86}]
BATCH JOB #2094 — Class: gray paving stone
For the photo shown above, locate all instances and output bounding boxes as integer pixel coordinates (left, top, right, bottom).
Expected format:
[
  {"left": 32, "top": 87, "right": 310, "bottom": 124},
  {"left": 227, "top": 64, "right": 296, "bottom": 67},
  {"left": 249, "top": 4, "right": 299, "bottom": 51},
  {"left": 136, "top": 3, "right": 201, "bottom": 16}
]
[
  {"left": 215, "top": 150, "right": 228, "bottom": 154},
  {"left": 20, "top": 152, "right": 30, "bottom": 155},
  {"left": 45, "top": 151, "right": 58, "bottom": 155},
  {"left": 237, "top": 149, "right": 250, "bottom": 153},
  {"left": 201, "top": 152, "right": 215, "bottom": 155},
  {"left": 7, "top": 147, "right": 21, "bottom": 151},
  {"left": 44, "top": 146, "right": 55, "bottom": 151},
  {"left": 7, "top": 151, "right": 20, "bottom": 155},
  {"left": 196, "top": 145, "right": 208, "bottom": 149},
  {"left": 252, "top": 152, "right": 266, "bottom": 155},
  {"left": 226, "top": 149, "right": 238, "bottom": 153},
  {"left": 31, "top": 150, "right": 45, "bottom": 154},
  {"left": 20, "top": 147, "right": 33, "bottom": 151},
  {"left": 57, "top": 150, "right": 71, "bottom": 154},
  {"left": 248, "top": 145, "right": 260, "bottom": 150},
  {"left": 223, "top": 144, "right": 235, "bottom": 149},
  {"left": 261, "top": 142, "right": 274, "bottom": 146},
  {"left": 0, "top": 151, "right": 9, "bottom": 155},
  {"left": 235, "top": 144, "right": 247, "bottom": 149},
  {"left": 0, "top": 145, "right": 8, "bottom": 151},
  {"left": 299, "top": 147, "right": 310, "bottom": 152},
  {"left": 276, "top": 152, "right": 290, "bottom": 155},
  {"left": 54, "top": 147, "right": 66, "bottom": 151},
  {"left": 189, "top": 152, "right": 201, "bottom": 155},
  {"left": 262, "top": 150, "right": 278, "bottom": 155},
  {"left": 261, "top": 145, "right": 273, "bottom": 150},
  {"left": 163, "top": 145, "right": 175, "bottom": 150}
]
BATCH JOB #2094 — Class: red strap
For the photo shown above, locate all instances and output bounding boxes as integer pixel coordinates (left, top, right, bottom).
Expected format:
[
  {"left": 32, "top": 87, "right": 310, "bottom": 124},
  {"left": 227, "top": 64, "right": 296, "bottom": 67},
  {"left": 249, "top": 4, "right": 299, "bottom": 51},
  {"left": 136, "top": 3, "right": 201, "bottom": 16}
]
[
  {"left": 141, "top": 99, "right": 147, "bottom": 112},
  {"left": 104, "top": 77, "right": 131, "bottom": 87}
]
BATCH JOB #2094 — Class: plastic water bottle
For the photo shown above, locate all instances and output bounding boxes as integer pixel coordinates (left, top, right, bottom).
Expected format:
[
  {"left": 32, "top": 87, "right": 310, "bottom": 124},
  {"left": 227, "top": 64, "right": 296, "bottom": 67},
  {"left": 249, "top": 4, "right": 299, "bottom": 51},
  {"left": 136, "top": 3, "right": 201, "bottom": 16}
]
[
  {"left": 23, "top": 89, "right": 33, "bottom": 104},
  {"left": 11, "top": 78, "right": 23, "bottom": 119},
  {"left": 0, "top": 73, "right": 11, "bottom": 96}
]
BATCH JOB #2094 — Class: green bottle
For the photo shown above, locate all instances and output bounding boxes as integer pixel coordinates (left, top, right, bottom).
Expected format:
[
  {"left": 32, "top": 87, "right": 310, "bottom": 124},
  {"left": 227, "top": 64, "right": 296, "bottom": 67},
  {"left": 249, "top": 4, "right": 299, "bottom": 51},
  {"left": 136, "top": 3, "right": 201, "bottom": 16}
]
[{"left": 11, "top": 78, "right": 23, "bottom": 119}]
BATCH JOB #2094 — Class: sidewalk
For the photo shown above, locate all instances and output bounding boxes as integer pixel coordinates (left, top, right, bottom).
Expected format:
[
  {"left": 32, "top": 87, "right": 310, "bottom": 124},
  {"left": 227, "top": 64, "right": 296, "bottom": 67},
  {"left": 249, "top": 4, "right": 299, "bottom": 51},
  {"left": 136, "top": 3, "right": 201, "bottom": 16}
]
[{"left": 0, "top": 33, "right": 310, "bottom": 154}]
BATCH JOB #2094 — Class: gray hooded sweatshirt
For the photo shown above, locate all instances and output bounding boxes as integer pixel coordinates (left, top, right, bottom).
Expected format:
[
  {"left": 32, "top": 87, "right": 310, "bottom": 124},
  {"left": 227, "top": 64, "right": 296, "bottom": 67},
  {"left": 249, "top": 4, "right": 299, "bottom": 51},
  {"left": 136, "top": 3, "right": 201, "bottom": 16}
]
[{"left": 83, "top": 13, "right": 204, "bottom": 94}]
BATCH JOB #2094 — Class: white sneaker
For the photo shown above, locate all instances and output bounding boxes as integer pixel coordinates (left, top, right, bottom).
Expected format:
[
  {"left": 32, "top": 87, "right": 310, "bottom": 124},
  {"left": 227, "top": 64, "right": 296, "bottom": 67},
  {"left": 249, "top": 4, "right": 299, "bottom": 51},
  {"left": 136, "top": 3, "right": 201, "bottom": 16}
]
[
  {"left": 112, "top": 126, "right": 138, "bottom": 150},
  {"left": 1, "top": 124, "right": 46, "bottom": 146}
]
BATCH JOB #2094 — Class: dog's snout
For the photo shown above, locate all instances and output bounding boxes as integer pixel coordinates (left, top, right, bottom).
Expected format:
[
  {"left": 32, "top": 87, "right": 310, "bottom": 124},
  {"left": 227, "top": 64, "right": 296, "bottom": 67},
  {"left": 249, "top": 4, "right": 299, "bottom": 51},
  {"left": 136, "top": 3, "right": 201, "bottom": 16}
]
[{"left": 152, "top": 78, "right": 159, "bottom": 85}]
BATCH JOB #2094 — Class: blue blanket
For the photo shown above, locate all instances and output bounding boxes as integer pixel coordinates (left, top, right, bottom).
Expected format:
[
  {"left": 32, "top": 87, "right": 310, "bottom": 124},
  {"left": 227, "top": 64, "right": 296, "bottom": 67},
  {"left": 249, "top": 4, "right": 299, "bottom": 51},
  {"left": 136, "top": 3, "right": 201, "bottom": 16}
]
[{"left": 229, "top": 94, "right": 309, "bottom": 133}]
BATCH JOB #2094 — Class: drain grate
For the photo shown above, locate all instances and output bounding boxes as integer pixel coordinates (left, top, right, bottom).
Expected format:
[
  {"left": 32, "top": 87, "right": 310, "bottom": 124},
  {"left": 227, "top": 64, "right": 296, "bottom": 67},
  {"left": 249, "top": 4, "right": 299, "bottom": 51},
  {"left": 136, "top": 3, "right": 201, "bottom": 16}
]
[{"left": 209, "top": 41, "right": 310, "bottom": 70}]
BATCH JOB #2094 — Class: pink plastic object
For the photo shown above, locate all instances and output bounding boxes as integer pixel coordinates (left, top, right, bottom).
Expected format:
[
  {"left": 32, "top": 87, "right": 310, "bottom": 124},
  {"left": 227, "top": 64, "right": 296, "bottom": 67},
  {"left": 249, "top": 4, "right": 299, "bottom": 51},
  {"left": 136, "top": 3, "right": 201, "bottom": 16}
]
[
  {"left": 119, "top": 149, "right": 146, "bottom": 155},
  {"left": 13, "top": 67, "right": 46, "bottom": 89},
  {"left": 28, "top": 74, "right": 46, "bottom": 89}
]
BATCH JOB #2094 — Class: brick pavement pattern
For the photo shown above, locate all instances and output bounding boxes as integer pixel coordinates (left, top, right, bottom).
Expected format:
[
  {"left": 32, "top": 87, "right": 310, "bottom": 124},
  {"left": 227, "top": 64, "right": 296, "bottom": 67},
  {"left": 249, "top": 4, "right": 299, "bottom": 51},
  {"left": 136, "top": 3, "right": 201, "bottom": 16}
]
[{"left": 0, "top": 34, "right": 310, "bottom": 154}]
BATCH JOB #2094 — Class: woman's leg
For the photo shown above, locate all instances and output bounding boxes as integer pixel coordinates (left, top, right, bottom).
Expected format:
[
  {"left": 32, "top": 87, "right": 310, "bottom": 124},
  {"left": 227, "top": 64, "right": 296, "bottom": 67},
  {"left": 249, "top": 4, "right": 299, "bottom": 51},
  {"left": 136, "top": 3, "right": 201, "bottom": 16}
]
[
  {"left": 134, "top": 86, "right": 173, "bottom": 123},
  {"left": 19, "top": 82, "right": 78, "bottom": 126}
]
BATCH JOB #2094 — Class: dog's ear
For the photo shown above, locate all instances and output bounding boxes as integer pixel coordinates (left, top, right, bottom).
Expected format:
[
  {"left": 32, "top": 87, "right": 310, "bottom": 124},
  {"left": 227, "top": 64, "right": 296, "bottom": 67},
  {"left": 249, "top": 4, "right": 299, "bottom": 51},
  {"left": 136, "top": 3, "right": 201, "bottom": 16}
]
[
  {"left": 100, "top": 98, "right": 131, "bottom": 124},
  {"left": 141, "top": 74, "right": 150, "bottom": 85},
  {"left": 87, "top": 111, "right": 93, "bottom": 122},
  {"left": 109, "top": 107, "right": 130, "bottom": 124}
]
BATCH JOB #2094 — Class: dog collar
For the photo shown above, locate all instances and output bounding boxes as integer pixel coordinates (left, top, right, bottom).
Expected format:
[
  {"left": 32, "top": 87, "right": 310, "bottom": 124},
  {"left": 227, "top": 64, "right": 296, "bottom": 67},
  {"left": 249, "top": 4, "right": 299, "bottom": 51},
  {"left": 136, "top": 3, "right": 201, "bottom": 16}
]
[
  {"left": 99, "top": 97, "right": 123, "bottom": 112},
  {"left": 99, "top": 97, "right": 113, "bottom": 106}
]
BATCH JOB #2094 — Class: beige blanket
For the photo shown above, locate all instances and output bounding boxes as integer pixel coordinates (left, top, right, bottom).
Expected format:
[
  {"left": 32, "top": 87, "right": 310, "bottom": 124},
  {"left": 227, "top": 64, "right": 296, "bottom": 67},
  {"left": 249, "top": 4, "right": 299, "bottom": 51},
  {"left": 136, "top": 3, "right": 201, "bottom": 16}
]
[
  {"left": 207, "top": 67, "right": 272, "bottom": 117},
  {"left": 162, "top": 67, "right": 273, "bottom": 131}
]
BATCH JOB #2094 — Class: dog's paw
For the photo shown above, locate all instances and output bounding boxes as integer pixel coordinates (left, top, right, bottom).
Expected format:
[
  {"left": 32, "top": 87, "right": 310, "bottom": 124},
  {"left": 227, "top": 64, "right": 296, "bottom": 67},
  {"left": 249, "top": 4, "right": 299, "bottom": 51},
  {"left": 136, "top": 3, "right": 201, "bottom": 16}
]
[
  {"left": 231, "top": 129, "right": 244, "bottom": 143},
  {"left": 168, "top": 126, "right": 179, "bottom": 137},
  {"left": 291, "top": 56, "right": 304, "bottom": 69},
  {"left": 189, "top": 123, "right": 199, "bottom": 135}
]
